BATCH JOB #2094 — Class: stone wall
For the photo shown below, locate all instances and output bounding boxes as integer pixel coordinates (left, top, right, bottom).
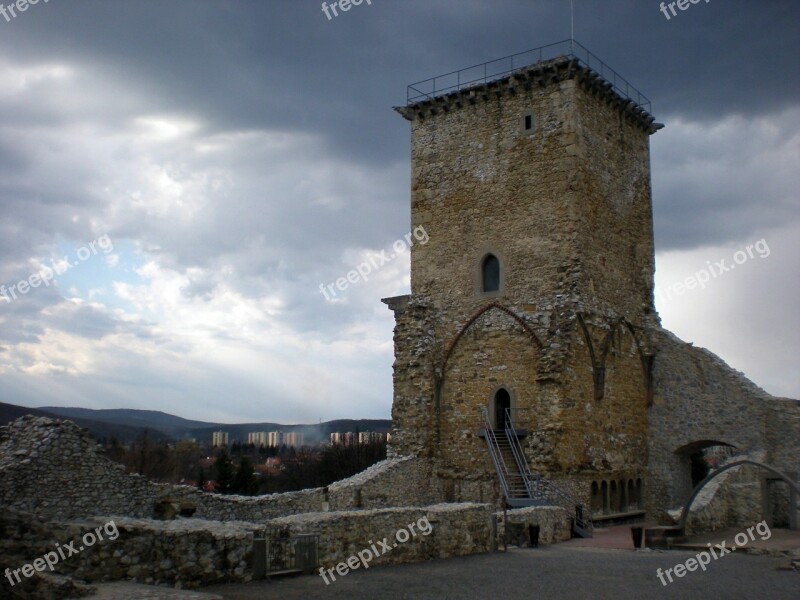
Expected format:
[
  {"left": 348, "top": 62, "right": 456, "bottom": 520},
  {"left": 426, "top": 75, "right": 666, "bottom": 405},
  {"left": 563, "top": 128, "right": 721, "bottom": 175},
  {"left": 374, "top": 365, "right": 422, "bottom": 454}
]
[
  {"left": 495, "top": 506, "right": 572, "bottom": 547},
  {"left": 266, "top": 503, "right": 494, "bottom": 571},
  {"left": 664, "top": 457, "right": 764, "bottom": 535},
  {"left": 388, "top": 54, "right": 799, "bottom": 531},
  {"left": 0, "top": 416, "right": 326, "bottom": 521},
  {"left": 387, "top": 57, "right": 658, "bottom": 513},
  {"left": 68, "top": 518, "right": 260, "bottom": 586},
  {"left": 328, "top": 453, "right": 440, "bottom": 510},
  {"left": 0, "top": 416, "right": 441, "bottom": 524},
  {"left": 0, "top": 418, "right": 507, "bottom": 592},
  {"left": 383, "top": 294, "right": 439, "bottom": 460},
  {"left": 0, "top": 509, "right": 262, "bottom": 591},
  {"left": 647, "top": 328, "right": 800, "bottom": 520},
  {"left": 1, "top": 499, "right": 501, "bottom": 592}
]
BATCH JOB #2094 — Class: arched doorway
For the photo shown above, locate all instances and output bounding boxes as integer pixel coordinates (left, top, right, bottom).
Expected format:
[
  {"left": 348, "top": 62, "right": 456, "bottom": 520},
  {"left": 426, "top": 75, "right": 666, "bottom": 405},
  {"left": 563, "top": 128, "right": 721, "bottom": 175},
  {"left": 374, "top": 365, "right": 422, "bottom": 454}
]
[
  {"left": 494, "top": 388, "right": 511, "bottom": 430},
  {"left": 675, "top": 440, "right": 738, "bottom": 502}
]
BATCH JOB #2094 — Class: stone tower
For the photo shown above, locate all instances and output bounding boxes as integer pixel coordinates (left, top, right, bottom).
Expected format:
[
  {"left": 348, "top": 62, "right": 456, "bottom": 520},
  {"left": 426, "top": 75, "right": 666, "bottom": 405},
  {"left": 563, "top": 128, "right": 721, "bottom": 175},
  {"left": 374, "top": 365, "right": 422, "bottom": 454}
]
[{"left": 385, "top": 42, "right": 663, "bottom": 512}]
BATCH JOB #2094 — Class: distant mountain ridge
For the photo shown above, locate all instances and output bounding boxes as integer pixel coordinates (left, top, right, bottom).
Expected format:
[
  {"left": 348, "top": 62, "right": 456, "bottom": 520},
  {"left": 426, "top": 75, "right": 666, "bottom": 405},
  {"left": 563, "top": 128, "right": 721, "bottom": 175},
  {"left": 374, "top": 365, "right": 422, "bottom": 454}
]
[
  {"left": 0, "top": 402, "right": 174, "bottom": 444},
  {"left": 37, "top": 407, "right": 216, "bottom": 436},
  {"left": 0, "top": 403, "right": 391, "bottom": 445}
]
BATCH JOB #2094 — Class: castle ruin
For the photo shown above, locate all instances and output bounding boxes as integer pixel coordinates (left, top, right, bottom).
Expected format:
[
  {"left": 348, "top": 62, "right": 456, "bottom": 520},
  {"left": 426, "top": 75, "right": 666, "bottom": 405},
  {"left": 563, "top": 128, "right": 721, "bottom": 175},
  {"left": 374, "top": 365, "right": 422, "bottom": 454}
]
[
  {"left": 383, "top": 39, "right": 799, "bottom": 531},
  {"left": 1, "top": 40, "right": 798, "bottom": 596}
]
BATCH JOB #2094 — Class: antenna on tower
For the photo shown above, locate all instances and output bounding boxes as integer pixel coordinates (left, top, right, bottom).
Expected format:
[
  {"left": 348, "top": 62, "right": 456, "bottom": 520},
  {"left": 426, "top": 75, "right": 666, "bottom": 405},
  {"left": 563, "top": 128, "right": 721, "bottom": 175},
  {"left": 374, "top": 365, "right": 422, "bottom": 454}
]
[{"left": 570, "top": 0, "right": 575, "bottom": 51}]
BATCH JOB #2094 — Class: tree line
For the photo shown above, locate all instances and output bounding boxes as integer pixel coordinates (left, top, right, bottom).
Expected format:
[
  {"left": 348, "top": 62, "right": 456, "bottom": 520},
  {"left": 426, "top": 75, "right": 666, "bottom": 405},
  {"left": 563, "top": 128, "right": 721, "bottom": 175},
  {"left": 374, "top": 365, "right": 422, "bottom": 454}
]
[{"left": 103, "top": 429, "right": 387, "bottom": 495}]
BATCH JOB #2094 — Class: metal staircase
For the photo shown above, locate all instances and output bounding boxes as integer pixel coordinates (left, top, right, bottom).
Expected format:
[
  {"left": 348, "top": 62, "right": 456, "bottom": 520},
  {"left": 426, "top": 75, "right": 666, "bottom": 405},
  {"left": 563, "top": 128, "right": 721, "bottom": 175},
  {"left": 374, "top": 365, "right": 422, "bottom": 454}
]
[{"left": 481, "top": 406, "right": 593, "bottom": 538}]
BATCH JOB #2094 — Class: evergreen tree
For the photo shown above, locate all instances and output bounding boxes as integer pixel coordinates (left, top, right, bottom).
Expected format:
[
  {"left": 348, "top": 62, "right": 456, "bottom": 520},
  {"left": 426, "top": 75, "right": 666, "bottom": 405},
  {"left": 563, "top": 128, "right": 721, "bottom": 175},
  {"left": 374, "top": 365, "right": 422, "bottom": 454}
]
[
  {"left": 215, "top": 449, "right": 235, "bottom": 494},
  {"left": 234, "top": 456, "right": 258, "bottom": 495}
]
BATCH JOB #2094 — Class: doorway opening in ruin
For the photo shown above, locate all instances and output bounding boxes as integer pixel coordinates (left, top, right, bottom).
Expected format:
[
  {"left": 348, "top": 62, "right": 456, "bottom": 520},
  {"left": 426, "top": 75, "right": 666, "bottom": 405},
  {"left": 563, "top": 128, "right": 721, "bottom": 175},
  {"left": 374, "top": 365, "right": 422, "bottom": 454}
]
[
  {"left": 689, "top": 449, "right": 710, "bottom": 487},
  {"left": 764, "top": 478, "right": 792, "bottom": 528},
  {"left": 690, "top": 443, "right": 738, "bottom": 487},
  {"left": 675, "top": 440, "right": 739, "bottom": 503},
  {"left": 494, "top": 388, "right": 511, "bottom": 430}
]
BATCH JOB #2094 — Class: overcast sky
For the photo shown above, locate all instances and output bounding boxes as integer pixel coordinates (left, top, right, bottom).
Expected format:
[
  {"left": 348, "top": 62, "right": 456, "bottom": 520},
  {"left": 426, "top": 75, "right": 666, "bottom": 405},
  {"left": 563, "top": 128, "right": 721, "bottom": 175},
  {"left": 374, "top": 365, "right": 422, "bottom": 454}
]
[{"left": 0, "top": 0, "right": 797, "bottom": 424}]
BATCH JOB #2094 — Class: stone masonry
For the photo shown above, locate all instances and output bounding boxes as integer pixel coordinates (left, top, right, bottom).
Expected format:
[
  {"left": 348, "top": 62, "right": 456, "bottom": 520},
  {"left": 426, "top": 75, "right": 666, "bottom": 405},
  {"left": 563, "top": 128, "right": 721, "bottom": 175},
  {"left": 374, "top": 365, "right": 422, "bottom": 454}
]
[
  {"left": 0, "top": 417, "right": 516, "bottom": 593},
  {"left": 385, "top": 54, "right": 800, "bottom": 526},
  {"left": 1, "top": 46, "right": 798, "bottom": 597}
]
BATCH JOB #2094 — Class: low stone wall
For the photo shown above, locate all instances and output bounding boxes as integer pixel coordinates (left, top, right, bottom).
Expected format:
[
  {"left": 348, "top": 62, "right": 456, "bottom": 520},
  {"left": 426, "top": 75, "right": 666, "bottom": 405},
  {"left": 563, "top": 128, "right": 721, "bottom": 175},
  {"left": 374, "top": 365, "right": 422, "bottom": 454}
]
[
  {"left": 69, "top": 518, "right": 261, "bottom": 587},
  {"left": 171, "top": 485, "right": 326, "bottom": 521},
  {"left": 496, "top": 506, "right": 572, "bottom": 547},
  {"left": 0, "top": 417, "right": 443, "bottom": 524},
  {"left": 2, "top": 504, "right": 498, "bottom": 593},
  {"left": 0, "top": 509, "right": 263, "bottom": 591},
  {"left": 266, "top": 503, "right": 494, "bottom": 571},
  {"left": 328, "top": 456, "right": 438, "bottom": 510}
]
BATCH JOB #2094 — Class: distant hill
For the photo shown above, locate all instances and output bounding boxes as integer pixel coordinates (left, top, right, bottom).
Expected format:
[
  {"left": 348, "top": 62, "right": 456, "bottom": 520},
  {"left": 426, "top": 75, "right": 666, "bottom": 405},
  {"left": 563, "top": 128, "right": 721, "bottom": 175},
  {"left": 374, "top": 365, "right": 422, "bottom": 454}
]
[
  {"left": 0, "top": 401, "right": 53, "bottom": 423},
  {"left": 0, "top": 402, "right": 174, "bottom": 445},
  {"left": 39, "top": 407, "right": 216, "bottom": 437},
  {"left": 32, "top": 404, "right": 391, "bottom": 446}
]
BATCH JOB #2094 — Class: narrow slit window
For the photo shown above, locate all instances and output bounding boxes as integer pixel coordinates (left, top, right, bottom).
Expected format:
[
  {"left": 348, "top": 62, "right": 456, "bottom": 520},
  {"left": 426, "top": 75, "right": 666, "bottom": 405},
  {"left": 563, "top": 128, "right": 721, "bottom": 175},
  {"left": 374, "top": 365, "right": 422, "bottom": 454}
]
[
  {"left": 482, "top": 254, "right": 500, "bottom": 292},
  {"left": 524, "top": 114, "right": 532, "bottom": 130}
]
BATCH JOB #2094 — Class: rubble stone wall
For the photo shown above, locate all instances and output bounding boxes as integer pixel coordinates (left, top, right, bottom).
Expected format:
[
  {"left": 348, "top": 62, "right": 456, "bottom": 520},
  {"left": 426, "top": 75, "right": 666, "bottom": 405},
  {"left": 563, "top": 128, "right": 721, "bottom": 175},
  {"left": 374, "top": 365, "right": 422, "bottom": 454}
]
[
  {"left": 647, "top": 328, "right": 800, "bottom": 520},
  {"left": 0, "top": 417, "right": 443, "bottom": 524},
  {"left": 266, "top": 503, "right": 494, "bottom": 571}
]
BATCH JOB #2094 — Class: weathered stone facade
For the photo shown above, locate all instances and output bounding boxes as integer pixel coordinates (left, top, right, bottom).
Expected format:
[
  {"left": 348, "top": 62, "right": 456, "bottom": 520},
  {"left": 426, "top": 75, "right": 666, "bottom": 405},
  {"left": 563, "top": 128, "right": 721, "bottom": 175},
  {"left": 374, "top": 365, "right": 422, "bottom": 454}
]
[
  {"left": 386, "top": 56, "right": 800, "bottom": 525},
  {"left": 1, "top": 51, "right": 798, "bottom": 598},
  {"left": 647, "top": 329, "right": 800, "bottom": 521},
  {"left": 267, "top": 503, "right": 494, "bottom": 571},
  {"left": 0, "top": 416, "right": 441, "bottom": 523},
  {"left": 496, "top": 506, "right": 572, "bottom": 546},
  {"left": 0, "top": 417, "right": 516, "bottom": 595},
  {"left": 665, "top": 453, "right": 765, "bottom": 535}
]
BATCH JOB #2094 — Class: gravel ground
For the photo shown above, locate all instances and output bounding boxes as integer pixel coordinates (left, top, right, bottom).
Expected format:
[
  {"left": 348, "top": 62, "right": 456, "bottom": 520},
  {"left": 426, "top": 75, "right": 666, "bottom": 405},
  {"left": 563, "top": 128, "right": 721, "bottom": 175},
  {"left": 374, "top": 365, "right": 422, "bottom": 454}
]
[
  {"left": 198, "top": 545, "right": 799, "bottom": 600},
  {"left": 85, "top": 582, "right": 222, "bottom": 600}
]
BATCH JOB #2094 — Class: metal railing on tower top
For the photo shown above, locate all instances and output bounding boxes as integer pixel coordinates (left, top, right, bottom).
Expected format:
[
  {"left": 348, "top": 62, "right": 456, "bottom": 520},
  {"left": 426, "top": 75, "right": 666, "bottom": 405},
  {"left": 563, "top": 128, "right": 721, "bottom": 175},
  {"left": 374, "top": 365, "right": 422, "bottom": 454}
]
[{"left": 406, "top": 39, "right": 651, "bottom": 114}]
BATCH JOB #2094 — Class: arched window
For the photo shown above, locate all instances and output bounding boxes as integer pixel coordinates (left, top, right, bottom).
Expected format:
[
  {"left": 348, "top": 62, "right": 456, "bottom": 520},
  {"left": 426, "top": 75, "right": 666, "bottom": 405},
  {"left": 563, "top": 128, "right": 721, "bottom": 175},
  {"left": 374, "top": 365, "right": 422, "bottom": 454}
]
[
  {"left": 482, "top": 254, "right": 500, "bottom": 292},
  {"left": 590, "top": 481, "right": 602, "bottom": 514}
]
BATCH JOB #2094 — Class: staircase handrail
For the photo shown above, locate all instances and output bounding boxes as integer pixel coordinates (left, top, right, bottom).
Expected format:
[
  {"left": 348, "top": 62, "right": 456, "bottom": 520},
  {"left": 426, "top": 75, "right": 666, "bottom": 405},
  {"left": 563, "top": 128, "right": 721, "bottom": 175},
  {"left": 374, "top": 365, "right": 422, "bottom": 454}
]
[
  {"left": 540, "top": 478, "right": 594, "bottom": 533},
  {"left": 480, "top": 406, "right": 512, "bottom": 501},
  {"left": 504, "top": 407, "right": 535, "bottom": 498},
  {"left": 504, "top": 408, "right": 592, "bottom": 533}
]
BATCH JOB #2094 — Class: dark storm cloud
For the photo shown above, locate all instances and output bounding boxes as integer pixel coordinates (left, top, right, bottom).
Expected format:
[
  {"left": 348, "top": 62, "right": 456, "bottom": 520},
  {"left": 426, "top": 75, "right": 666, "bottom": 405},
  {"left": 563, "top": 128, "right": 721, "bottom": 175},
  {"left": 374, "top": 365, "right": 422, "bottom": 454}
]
[
  {"left": 5, "top": 1, "right": 797, "bottom": 161},
  {"left": 0, "top": 0, "right": 796, "bottom": 417}
]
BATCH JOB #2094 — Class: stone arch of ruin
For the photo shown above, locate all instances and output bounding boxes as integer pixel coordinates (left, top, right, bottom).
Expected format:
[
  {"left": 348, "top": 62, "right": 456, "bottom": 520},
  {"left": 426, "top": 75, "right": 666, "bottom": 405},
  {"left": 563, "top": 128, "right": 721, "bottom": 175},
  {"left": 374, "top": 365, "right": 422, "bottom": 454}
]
[
  {"left": 674, "top": 439, "right": 739, "bottom": 456},
  {"left": 676, "top": 459, "right": 800, "bottom": 531}
]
